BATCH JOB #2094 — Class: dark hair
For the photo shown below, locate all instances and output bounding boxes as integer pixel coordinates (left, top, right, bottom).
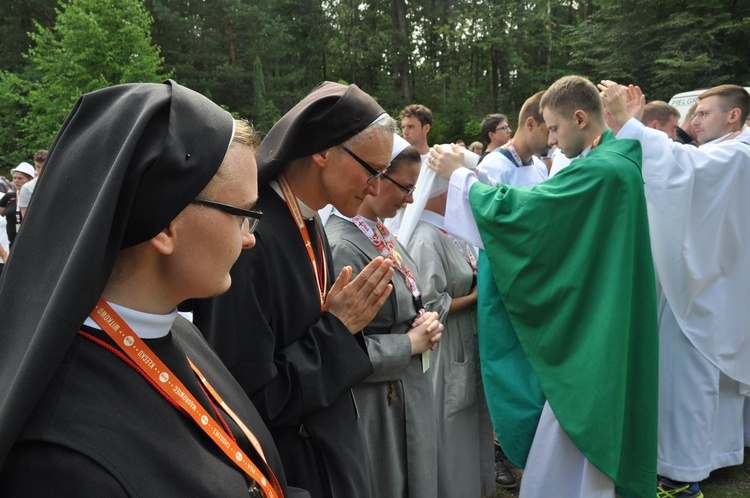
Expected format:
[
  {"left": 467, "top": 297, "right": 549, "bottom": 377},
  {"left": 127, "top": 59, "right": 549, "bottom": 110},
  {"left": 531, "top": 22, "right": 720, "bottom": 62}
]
[
  {"left": 699, "top": 85, "right": 750, "bottom": 125},
  {"left": 480, "top": 114, "right": 508, "bottom": 143},
  {"left": 388, "top": 146, "right": 421, "bottom": 174},
  {"left": 33, "top": 150, "right": 48, "bottom": 164},
  {"left": 399, "top": 104, "right": 433, "bottom": 127}
]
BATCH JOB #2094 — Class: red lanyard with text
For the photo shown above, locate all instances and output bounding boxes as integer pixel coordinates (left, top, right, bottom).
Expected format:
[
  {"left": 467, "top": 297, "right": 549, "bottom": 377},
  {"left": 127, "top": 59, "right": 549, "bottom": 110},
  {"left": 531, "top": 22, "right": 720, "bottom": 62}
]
[
  {"left": 438, "top": 228, "right": 478, "bottom": 272},
  {"left": 350, "top": 215, "right": 424, "bottom": 313},
  {"left": 90, "top": 299, "right": 282, "bottom": 498},
  {"left": 278, "top": 175, "right": 328, "bottom": 311}
]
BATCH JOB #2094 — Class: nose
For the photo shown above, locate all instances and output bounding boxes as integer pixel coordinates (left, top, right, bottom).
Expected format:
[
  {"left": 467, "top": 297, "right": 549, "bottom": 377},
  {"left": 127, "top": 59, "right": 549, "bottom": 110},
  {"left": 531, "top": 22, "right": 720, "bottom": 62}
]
[
  {"left": 404, "top": 192, "right": 415, "bottom": 205},
  {"left": 241, "top": 233, "right": 256, "bottom": 250}
]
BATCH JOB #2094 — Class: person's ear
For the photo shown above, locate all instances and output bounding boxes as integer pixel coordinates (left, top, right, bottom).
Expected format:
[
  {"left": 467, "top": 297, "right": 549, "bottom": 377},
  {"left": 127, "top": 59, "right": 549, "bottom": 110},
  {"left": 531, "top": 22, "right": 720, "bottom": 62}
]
[
  {"left": 149, "top": 222, "right": 177, "bottom": 256},
  {"left": 311, "top": 148, "right": 332, "bottom": 169},
  {"left": 526, "top": 116, "right": 536, "bottom": 132},
  {"left": 727, "top": 108, "right": 742, "bottom": 124},
  {"left": 423, "top": 123, "right": 431, "bottom": 135},
  {"left": 574, "top": 110, "right": 588, "bottom": 128}
]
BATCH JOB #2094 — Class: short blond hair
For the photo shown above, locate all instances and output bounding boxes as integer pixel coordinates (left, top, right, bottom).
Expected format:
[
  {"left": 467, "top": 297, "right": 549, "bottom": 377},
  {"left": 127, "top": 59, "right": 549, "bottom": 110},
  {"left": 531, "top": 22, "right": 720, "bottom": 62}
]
[
  {"left": 540, "top": 76, "right": 604, "bottom": 124},
  {"left": 641, "top": 101, "right": 679, "bottom": 126},
  {"left": 200, "top": 119, "right": 258, "bottom": 198}
]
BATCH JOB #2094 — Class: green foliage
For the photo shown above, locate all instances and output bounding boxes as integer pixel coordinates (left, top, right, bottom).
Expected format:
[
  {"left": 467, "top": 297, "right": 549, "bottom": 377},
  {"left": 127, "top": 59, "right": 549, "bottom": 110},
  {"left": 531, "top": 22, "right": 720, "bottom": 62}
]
[
  {"left": 1, "top": 0, "right": 749, "bottom": 165},
  {"left": 6, "top": 0, "right": 167, "bottom": 162}
]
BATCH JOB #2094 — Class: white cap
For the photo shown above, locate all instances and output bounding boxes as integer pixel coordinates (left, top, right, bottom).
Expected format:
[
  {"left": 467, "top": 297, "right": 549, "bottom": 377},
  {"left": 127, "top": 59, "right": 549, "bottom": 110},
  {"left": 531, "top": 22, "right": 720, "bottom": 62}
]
[
  {"left": 10, "top": 162, "right": 35, "bottom": 178},
  {"left": 398, "top": 144, "right": 479, "bottom": 246}
]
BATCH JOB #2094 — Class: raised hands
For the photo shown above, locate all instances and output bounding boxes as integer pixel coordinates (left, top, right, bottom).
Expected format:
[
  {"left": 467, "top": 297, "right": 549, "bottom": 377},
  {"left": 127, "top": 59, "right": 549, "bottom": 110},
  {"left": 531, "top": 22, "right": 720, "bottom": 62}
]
[
  {"left": 325, "top": 256, "right": 395, "bottom": 334},
  {"left": 598, "top": 80, "right": 646, "bottom": 128}
]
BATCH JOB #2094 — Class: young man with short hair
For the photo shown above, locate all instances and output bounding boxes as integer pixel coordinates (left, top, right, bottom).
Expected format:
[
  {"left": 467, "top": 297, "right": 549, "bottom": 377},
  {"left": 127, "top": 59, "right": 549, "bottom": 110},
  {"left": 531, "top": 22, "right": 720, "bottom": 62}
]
[
  {"left": 400, "top": 104, "right": 433, "bottom": 156},
  {"left": 640, "top": 100, "right": 681, "bottom": 140}
]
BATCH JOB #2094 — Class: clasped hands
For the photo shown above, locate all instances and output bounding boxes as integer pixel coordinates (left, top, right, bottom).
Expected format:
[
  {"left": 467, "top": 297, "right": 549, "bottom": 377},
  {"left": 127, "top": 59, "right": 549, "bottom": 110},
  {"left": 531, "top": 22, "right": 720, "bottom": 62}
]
[{"left": 325, "top": 256, "right": 395, "bottom": 334}]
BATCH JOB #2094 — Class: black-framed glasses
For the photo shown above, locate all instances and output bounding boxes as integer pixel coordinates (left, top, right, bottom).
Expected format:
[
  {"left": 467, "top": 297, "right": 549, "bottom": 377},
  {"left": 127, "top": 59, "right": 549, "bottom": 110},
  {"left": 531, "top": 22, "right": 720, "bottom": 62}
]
[
  {"left": 341, "top": 146, "right": 386, "bottom": 184},
  {"left": 193, "top": 199, "right": 262, "bottom": 234},
  {"left": 382, "top": 173, "right": 416, "bottom": 197}
]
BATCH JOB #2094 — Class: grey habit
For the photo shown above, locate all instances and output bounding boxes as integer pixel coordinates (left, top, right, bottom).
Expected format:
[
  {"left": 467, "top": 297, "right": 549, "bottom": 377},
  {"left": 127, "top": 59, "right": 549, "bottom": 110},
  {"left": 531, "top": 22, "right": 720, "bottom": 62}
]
[
  {"left": 325, "top": 214, "right": 438, "bottom": 498},
  {"left": 407, "top": 215, "right": 495, "bottom": 498}
]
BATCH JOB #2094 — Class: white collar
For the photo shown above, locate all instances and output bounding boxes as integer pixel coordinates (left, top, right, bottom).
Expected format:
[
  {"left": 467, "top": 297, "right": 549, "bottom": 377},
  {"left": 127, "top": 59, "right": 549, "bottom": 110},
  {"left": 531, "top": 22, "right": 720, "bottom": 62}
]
[
  {"left": 83, "top": 300, "right": 177, "bottom": 339},
  {"left": 419, "top": 209, "right": 445, "bottom": 230},
  {"left": 703, "top": 126, "right": 750, "bottom": 146},
  {"left": 579, "top": 144, "right": 593, "bottom": 158},
  {"left": 269, "top": 180, "right": 318, "bottom": 219}
]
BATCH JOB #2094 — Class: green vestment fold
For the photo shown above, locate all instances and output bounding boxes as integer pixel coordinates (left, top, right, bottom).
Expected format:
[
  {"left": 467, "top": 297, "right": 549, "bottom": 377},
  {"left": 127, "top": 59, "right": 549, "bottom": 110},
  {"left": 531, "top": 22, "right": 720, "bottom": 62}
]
[{"left": 472, "top": 130, "right": 658, "bottom": 498}]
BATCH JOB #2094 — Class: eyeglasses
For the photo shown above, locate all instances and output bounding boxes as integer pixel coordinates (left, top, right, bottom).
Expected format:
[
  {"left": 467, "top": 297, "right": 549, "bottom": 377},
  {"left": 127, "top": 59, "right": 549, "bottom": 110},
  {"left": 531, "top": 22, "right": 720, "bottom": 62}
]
[
  {"left": 193, "top": 199, "right": 262, "bottom": 234},
  {"left": 382, "top": 172, "right": 416, "bottom": 197},
  {"left": 495, "top": 125, "right": 511, "bottom": 132},
  {"left": 692, "top": 109, "right": 729, "bottom": 120},
  {"left": 341, "top": 146, "right": 386, "bottom": 184}
]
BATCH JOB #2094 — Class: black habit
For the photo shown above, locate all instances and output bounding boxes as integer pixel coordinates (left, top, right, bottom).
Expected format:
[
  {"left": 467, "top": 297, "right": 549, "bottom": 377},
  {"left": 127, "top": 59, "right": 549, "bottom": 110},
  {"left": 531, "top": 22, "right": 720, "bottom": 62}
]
[
  {"left": 195, "top": 183, "right": 374, "bottom": 498},
  {"left": 0, "top": 317, "right": 306, "bottom": 497}
]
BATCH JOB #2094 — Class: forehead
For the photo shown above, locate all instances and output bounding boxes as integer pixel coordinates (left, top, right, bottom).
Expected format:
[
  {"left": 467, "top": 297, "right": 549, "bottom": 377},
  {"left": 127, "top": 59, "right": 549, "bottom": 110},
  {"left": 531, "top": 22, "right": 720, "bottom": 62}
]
[
  {"left": 401, "top": 116, "right": 420, "bottom": 127},
  {"left": 392, "top": 159, "right": 421, "bottom": 181},
  {"left": 542, "top": 107, "right": 562, "bottom": 126},
  {"left": 352, "top": 131, "right": 393, "bottom": 167},
  {"left": 696, "top": 95, "right": 722, "bottom": 110}
]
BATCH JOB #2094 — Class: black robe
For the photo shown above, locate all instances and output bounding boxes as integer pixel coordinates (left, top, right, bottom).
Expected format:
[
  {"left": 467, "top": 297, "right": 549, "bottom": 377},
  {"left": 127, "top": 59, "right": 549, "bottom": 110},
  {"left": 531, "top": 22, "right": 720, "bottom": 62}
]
[
  {"left": 194, "top": 183, "right": 374, "bottom": 498},
  {"left": 0, "top": 316, "right": 307, "bottom": 497}
]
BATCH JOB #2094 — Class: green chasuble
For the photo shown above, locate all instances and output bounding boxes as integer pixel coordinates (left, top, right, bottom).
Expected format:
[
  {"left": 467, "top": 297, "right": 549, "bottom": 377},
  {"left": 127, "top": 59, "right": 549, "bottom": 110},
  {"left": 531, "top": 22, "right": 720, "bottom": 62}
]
[{"left": 471, "top": 129, "right": 658, "bottom": 498}]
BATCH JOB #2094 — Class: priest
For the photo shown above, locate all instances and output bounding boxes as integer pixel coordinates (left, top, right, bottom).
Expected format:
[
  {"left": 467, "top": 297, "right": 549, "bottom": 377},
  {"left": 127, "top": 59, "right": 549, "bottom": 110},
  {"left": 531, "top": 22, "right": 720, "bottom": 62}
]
[{"left": 427, "top": 75, "right": 659, "bottom": 498}]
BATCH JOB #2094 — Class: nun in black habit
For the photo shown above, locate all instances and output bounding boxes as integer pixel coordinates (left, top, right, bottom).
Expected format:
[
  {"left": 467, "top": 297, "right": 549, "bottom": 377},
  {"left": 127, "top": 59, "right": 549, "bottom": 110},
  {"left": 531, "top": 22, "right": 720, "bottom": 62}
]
[
  {"left": 193, "top": 82, "right": 397, "bottom": 498},
  {"left": 0, "top": 80, "right": 307, "bottom": 497}
]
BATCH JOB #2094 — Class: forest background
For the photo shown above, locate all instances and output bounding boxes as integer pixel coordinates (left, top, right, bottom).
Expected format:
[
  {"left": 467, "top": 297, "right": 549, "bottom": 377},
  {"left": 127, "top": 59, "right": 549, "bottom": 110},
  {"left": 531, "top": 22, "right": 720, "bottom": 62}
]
[{"left": 1, "top": 0, "right": 749, "bottom": 170}]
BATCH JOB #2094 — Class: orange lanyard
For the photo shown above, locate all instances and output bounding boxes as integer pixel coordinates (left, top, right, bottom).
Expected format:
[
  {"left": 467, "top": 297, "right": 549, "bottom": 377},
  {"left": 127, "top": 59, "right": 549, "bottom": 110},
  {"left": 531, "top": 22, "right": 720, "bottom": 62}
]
[
  {"left": 90, "top": 299, "right": 283, "bottom": 498},
  {"left": 278, "top": 175, "right": 328, "bottom": 311}
]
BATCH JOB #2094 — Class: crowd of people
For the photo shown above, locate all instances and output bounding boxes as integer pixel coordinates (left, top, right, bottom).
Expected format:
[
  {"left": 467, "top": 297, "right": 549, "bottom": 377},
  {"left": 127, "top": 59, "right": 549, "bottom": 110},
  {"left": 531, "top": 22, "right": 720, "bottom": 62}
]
[{"left": 0, "top": 74, "right": 747, "bottom": 498}]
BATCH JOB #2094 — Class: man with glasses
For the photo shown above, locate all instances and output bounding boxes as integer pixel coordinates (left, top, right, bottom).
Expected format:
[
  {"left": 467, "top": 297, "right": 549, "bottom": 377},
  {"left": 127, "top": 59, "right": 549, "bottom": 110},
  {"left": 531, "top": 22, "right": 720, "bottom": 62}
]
[
  {"left": 480, "top": 113, "right": 513, "bottom": 160},
  {"left": 602, "top": 81, "right": 750, "bottom": 498},
  {"left": 195, "top": 82, "right": 397, "bottom": 498}
]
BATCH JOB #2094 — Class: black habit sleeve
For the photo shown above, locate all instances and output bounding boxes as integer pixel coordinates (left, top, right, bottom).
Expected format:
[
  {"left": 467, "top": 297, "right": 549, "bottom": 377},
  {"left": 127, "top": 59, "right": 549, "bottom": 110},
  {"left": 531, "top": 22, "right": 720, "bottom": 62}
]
[{"left": 194, "top": 185, "right": 373, "bottom": 427}]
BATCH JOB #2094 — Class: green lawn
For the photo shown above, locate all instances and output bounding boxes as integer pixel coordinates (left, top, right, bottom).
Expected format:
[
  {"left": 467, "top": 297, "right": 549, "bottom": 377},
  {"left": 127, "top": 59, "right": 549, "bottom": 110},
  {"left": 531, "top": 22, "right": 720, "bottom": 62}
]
[{"left": 486, "top": 449, "right": 750, "bottom": 498}]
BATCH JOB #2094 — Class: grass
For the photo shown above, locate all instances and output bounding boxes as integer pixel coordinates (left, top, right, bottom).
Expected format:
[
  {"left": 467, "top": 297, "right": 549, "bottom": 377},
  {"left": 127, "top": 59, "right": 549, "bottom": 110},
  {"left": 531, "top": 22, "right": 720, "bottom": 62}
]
[{"left": 485, "top": 448, "right": 750, "bottom": 498}]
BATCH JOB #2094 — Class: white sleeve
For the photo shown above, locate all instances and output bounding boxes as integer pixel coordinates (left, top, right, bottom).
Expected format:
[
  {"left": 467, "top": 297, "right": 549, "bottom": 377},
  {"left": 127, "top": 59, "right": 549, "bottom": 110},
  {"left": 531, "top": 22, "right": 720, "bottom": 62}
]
[
  {"left": 619, "top": 117, "right": 750, "bottom": 385},
  {"left": 444, "top": 168, "right": 484, "bottom": 249},
  {"left": 17, "top": 183, "right": 33, "bottom": 208}
]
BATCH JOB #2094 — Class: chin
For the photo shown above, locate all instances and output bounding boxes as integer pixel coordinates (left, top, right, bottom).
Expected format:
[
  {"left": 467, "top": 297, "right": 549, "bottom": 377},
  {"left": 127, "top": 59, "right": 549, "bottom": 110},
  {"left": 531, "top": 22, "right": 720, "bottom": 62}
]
[{"left": 335, "top": 201, "right": 361, "bottom": 218}]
